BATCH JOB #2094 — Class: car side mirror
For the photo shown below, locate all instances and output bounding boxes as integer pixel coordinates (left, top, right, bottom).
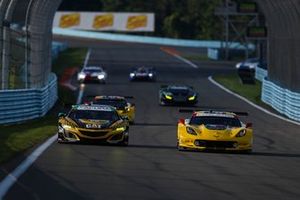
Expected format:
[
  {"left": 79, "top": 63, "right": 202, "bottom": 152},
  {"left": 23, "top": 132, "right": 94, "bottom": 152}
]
[
  {"left": 246, "top": 123, "right": 252, "bottom": 128},
  {"left": 178, "top": 118, "right": 185, "bottom": 124},
  {"left": 58, "top": 113, "right": 66, "bottom": 118}
]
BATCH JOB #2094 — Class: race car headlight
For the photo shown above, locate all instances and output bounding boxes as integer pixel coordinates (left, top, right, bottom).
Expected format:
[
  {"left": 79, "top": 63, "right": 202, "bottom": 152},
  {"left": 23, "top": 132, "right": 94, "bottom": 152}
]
[
  {"left": 115, "top": 127, "right": 126, "bottom": 132},
  {"left": 186, "top": 127, "right": 197, "bottom": 135},
  {"left": 163, "top": 92, "right": 173, "bottom": 100},
  {"left": 97, "top": 74, "right": 105, "bottom": 79},
  {"left": 130, "top": 73, "right": 135, "bottom": 78},
  {"left": 78, "top": 73, "right": 86, "bottom": 79},
  {"left": 62, "top": 124, "right": 72, "bottom": 129},
  {"left": 148, "top": 73, "right": 153, "bottom": 77},
  {"left": 188, "top": 95, "right": 196, "bottom": 101},
  {"left": 165, "top": 95, "right": 172, "bottom": 100},
  {"left": 236, "top": 129, "right": 246, "bottom": 137}
]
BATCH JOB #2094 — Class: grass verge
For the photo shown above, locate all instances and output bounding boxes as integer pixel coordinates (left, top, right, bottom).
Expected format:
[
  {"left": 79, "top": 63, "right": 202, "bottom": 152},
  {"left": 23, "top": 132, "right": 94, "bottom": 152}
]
[
  {"left": 0, "top": 48, "right": 87, "bottom": 164},
  {"left": 213, "top": 73, "right": 265, "bottom": 107},
  {"left": 183, "top": 54, "right": 210, "bottom": 61}
]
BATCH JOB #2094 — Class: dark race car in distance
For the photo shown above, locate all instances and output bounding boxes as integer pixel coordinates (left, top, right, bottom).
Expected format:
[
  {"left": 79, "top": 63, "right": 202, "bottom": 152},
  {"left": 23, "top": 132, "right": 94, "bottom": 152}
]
[
  {"left": 77, "top": 66, "right": 107, "bottom": 84},
  {"left": 129, "top": 66, "right": 156, "bottom": 81},
  {"left": 159, "top": 85, "right": 198, "bottom": 106}
]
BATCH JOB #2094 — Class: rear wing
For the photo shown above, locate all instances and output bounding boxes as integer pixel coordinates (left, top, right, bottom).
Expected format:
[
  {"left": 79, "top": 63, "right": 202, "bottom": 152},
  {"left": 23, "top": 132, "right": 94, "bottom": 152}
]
[
  {"left": 85, "top": 95, "right": 134, "bottom": 99},
  {"left": 178, "top": 109, "right": 249, "bottom": 116}
]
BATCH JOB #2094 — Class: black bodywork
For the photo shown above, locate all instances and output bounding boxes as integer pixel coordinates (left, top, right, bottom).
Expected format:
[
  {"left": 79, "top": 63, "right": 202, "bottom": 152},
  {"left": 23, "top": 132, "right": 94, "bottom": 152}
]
[{"left": 159, "top": 85, "right": 198, "bottom": 106}]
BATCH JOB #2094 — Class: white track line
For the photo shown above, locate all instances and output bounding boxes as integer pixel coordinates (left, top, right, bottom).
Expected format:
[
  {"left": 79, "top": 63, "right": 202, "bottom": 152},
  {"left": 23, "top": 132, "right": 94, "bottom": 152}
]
[
  {"left": 76, "top": 48, "right": 91, "bottom": 104},
  {"left": 173, "top": 54, "right": 199, "bottom": 69},
  {"left": 208, "top": 76, "right": 300, "bottom": 126},
  {"left": 0, "top": 48, "right": 93, "bottom": 198},
  {"left": 76, "top": 84, "right": 85, "bottom": 104},
  {"left": 0, "top": 135, "right": 57, "bottom": 199},
  {"left": 83, "top": 48, "right": 91, "bottom": 68}
]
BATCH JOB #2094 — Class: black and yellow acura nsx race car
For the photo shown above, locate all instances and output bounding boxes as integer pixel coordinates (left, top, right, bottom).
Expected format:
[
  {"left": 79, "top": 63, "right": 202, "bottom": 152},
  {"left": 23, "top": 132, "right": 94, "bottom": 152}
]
[
  {"left": 177, "top": 110, "right": 253, "bottom": 152},
  {"left": 91, "top": 95, "right": 135, "bottom": 123},
  {"left": 57, "top": 104, "right": 129, "bottom": 145}
]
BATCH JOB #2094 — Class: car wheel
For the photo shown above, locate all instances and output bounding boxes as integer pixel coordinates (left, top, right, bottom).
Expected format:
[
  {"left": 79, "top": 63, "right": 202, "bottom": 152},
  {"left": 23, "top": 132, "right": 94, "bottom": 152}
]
[
  {"left": 120, "top": 131, "right": 129, "bottom": 146},
  {"left": 159, "top": 99, "right": 165, "bottom": 106},
  {"left": 177, "top": 140, "right": 185, "bottom": 151}
]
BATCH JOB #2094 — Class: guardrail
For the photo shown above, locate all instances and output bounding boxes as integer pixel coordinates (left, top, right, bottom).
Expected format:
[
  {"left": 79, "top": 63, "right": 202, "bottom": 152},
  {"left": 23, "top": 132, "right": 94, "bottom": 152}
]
[
  {"left": 262, "top": 78, "right": 300, "bottom": 122},
  {"left": 0, "top": 73, "right": 58, "bottom": 124},
  {"left": 53, "top": 27, "right": 255, "bottom": 50},
  {"left": 52, "top": 42, "right": 67, "bottom": 60},
  {"left": 255, "top": 66, "right": 268, "bottom": 81},
  {"left": 0, "top": 42, "right": 66, "bottom": 124}
]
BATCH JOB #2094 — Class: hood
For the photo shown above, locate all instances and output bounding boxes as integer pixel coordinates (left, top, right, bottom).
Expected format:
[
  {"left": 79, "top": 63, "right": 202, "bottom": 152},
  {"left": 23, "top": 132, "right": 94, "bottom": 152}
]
[
  {"left": 197, "top": 125, "right": 243, "bottom": 139},
  {"left": 73, "top": 118, "right": 112, "bottom": 129}
]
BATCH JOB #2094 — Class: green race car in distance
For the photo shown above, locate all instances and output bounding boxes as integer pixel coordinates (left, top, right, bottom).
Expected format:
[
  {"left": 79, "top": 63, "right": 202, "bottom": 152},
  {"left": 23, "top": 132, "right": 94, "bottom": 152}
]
[{"left": 159, "top": 85, "right": 198, "bottom": 106}]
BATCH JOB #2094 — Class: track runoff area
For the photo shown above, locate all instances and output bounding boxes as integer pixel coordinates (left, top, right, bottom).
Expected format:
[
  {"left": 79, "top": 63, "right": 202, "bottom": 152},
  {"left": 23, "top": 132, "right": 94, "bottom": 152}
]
[{"left": 2, "top": 40, "right": 300, "bottom": 200}]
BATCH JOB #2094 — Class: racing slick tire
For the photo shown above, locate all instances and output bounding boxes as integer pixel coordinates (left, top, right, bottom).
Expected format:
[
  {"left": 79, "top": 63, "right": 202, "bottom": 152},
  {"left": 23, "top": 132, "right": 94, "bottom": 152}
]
[
  {"left": 119, "top": 130, "right": 129, "bottom": 146},
  {"left": 177, "top": 140, "right": 185, "bottom": 151}
]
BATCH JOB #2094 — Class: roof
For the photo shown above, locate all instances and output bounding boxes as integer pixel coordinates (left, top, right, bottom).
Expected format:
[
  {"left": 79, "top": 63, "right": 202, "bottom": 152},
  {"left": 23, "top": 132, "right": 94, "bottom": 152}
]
[
  {"left": 193, "top": 111, "right": 236, "bottom": 118},
  {"left": 73, "top": 104, "right": 115, "bottom": 112},
  {"left": 83, "top": 66, "right": 103, "bottom": 70},
  {"left": 168, "top": 85, "right": 190, "bottom": 90}
]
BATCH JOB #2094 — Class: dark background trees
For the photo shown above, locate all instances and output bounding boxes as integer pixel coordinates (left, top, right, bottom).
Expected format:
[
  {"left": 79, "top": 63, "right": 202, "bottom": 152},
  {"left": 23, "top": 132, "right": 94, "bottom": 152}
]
[{"left": 58, "top": 0, "right": 222, "bottom": 40}]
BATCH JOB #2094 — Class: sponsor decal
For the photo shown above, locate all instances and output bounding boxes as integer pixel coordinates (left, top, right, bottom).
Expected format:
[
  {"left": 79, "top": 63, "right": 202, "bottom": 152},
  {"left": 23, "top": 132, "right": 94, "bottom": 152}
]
[
  {"left": 93, "top": 14, "right": 114, "bottom": 29},
  {"left": 59, "top": 13, "right": 80, "bottom": 28},
  {"left": 86, "top": 124, "right": 102, "bottom": 129},
  {"left": 77, "top": 105, "right": 113, "bottom": 111},
  {"left": 126, "top": 15, "right": 147, "bottom": 30}
]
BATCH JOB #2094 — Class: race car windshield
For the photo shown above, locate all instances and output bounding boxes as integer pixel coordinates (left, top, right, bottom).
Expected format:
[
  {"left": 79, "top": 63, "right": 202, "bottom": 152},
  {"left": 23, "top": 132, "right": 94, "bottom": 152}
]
[
  {"left": 137, "top": 68, "right": 147, "bottom": 73},
  {"left": 190, "top": 116, "right": 241, "bottom": 127},
  {"left": 169, "top": 88, "right": 190, "bottom": 95},
  {"left": 68, "top": 110, "right": 119, "bottom": 121},
  {"left": 94, "top": 99, "right": 127, "bottom": 109},
  {"left": 83, "top": 69, "right": 103, "bottom": 73}
]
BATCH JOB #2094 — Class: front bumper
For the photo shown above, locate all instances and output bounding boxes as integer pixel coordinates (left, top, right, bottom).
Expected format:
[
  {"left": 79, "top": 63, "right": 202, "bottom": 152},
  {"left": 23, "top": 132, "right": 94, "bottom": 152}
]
[
  {"left": 58, "top": 127, "right": 127, "bottom": 144},
  {"left": 178, "top": 138, "right": 252, "bottom": 151},
  {"left": 160, "top": 97, "right": 198, "bottom": 105},
  {"left": 130, "top": 75, "right": 155, "bottom": 81},
  {"left": 78, "top": 76, "right": 106, "bottom": 83}
]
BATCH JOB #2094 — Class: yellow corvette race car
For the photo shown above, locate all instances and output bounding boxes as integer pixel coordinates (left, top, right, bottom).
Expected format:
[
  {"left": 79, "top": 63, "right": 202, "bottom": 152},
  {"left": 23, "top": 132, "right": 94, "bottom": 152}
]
[
  {"left": 177, "top": 110, "right": 253, "bottom": 152},
  {"left": 91, "top": 96, "right": 135, "bottom": 123},
  {"left": 57, "top": 104, "right": 129, "bottom": 145}
]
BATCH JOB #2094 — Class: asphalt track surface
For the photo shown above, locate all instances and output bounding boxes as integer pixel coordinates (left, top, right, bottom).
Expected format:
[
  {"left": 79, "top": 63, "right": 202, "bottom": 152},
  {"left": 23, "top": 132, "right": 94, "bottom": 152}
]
[{"left": 5, "top": 40, "right": 300, "bottom": 200}]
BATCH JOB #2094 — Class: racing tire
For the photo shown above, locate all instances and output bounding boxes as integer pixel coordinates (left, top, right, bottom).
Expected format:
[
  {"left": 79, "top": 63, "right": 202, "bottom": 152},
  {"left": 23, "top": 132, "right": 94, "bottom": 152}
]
[
  {"left": 177, "top": 140, "right": 185, "bottom": 151},
  {"left": 159, "top": 99, "right": 165, "bottom": 106},
  {"left": 119, "top": 131, "right": 129, "bottom": 146}
]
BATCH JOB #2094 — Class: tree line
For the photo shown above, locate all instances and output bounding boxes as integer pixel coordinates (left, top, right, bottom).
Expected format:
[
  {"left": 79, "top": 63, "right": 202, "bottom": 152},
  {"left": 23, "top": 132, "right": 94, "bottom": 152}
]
[{"left": 58, "top": 0, "right": 223, "bottom": 40}]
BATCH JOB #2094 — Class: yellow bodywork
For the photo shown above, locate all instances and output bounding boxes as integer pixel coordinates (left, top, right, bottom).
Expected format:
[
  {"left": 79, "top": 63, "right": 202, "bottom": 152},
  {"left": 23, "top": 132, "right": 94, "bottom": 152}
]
[
  {"left": 116, "top": 104, "right": 135, "bottom": 123},
  {"left": 177, "top": 123, "right": 253, "bottom": 151},
  {"left": 58, "top": 117, "right": 128, "bottom": 143}
]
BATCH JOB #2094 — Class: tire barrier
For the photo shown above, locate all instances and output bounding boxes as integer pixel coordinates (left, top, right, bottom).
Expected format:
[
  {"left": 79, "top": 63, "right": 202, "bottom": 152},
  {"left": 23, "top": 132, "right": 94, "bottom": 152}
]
[
  {"left": 262, "top": 78, "right": 300, "bottom": 122},
  {"left": 0, "top": 73, "right": 58, "bottom": 124}
]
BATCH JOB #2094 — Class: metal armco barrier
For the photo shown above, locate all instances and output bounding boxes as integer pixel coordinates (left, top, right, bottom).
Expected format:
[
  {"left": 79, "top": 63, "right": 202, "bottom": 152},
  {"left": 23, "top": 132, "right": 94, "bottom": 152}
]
[
  {"left": 53, "top": 28, "right": 255, "bottom": 50},
  {"left": 262, "top": 79, "right": 300, "bottom": 122},
  {"left": 255, "top": 67, "right": 268, "bottom": 82},
  {"left": 0, "top": 73, "right": 57, "bottom": 124}
]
